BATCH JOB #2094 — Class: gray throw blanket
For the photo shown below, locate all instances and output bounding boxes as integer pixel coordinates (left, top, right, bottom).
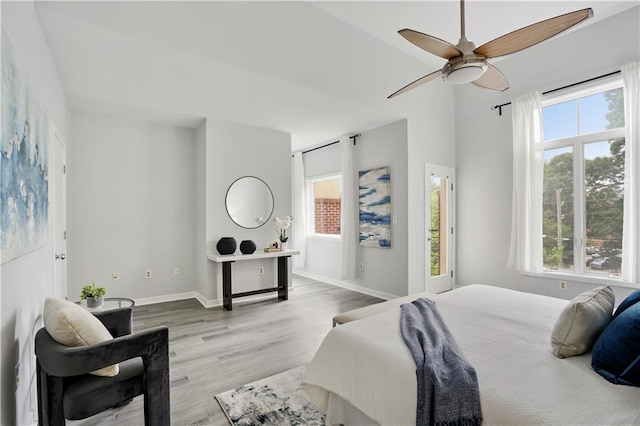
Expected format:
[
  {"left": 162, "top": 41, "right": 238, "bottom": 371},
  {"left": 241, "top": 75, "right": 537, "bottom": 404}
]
[{"left": 400, "top": 298, "right": 482, "bottom": 426}]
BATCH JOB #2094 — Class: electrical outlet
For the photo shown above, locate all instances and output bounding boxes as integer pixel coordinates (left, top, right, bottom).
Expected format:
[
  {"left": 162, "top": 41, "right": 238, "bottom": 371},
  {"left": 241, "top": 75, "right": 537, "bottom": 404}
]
[
  {"left": 258, "top": 267, "right": 264, "bottom": 275},
  {"left": 359, "top": 263, "right": 364, "bottom": 271},
  {"left": 112, "top": 272, "right": 119, "bottom": 281},
  {"left": 14, "top": 362, "right": 19, "bottom": 389},
  {"left": 559, "top": 281, "right": 567, "bottom": 290},
  {"left": 145, "top": 269, "right": 152, "bottom": 279},
  {"left": 174, "top": 267, "right": 180, "bottom": 276}
]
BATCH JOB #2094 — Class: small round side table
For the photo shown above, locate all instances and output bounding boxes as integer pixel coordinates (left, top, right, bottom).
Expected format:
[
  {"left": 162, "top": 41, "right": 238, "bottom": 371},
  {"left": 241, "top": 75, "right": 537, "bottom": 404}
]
[{"left": 77, "top": 297, "right": 135, "bottom": 312}]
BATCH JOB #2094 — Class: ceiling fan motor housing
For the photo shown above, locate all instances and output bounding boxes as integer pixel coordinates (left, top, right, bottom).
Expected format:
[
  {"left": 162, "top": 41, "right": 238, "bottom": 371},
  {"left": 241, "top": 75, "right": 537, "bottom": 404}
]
[{"left": 442, "top": 54, "right": 488, "bottom": 84}]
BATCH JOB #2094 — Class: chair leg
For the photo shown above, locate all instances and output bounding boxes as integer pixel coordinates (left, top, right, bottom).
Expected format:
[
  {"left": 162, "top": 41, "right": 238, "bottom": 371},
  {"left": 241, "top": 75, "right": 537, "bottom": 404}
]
[
  {"left": 36, "top": 362, "right": 45, "bottom": 426},
  {"left": 143, "top": 340, "right": 171, "bottom": 426},
  {"left": 42, "top": 375, "right": 65, "bottom": 426}
]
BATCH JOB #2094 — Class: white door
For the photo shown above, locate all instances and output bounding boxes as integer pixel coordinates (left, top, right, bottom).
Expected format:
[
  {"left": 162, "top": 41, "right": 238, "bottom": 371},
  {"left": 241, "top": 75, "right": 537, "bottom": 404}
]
[
  {"left": 425, "top": 164, "right": 455, "bottom": 294},
  {"left": 52, "top": 129, "right": 67, "bottom": 299}
]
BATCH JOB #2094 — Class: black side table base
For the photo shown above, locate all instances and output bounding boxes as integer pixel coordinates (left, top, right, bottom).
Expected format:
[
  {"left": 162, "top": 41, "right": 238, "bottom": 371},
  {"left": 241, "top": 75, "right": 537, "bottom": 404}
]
[{"left": 221, "top": 256, "right": 291, "bottom": 311}]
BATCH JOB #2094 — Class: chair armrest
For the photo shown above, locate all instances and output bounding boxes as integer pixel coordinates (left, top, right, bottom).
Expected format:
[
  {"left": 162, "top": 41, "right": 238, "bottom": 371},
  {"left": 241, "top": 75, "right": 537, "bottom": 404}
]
[
  {"left": 35, "top": 326, "right": 169, "bottom": 377},
  {"left": 93, "top": 307, "right": 133, "bottom": 337}
]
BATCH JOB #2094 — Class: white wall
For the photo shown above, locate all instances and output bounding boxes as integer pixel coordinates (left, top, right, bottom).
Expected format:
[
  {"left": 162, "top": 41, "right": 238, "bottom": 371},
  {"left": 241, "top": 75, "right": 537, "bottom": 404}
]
[
  {"left": 194, "top": 120, "right": 208, "bottom": 299},
  {"left": 198, "top": 118, "right": 292, "bottom": 302},
  {"left": 1, "top": 2, "right": 71, "bottom": 425},
  {"left": 455, "top": 6, "right": 640, "bottom": 301},
  {"left": 68, "top": 111, "right": 196, "bottom": 301},
  {"left": 403, "top": 83, "right": 457, "bottom": 295},
  {"left": 296, "top": 119, "right": 410, "bottom": 298},
  {"left": 355, "top": 120, "right": 409, "bottom": 296}
]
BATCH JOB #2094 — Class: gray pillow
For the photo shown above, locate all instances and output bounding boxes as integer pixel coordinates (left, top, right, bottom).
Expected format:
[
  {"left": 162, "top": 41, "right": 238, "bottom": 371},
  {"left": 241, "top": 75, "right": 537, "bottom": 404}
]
[{"left": 551, "top": 286, "right": 614, "bottom": 358}]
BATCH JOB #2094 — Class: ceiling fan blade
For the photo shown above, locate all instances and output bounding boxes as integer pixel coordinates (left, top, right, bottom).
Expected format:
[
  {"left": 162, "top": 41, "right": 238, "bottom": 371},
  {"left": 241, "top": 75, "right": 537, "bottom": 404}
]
[
  {"left": 472, "top": 64, "right": 509, "bottom": 92},
  {"left": 388, "top": 69, "right": 443, "bottom": 99},
  {"left": 474, "top": 8, "right": 593, "bottom": 58},
  {"left": 399, "top": 29, "right": 462, "bottom": 60}
]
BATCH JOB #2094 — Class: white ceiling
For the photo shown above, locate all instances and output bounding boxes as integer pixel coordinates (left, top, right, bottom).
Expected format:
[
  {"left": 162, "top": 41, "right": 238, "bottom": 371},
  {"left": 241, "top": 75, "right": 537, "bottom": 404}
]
[{"left": 34, "top": 1, "right": 638, "bottom": 151}]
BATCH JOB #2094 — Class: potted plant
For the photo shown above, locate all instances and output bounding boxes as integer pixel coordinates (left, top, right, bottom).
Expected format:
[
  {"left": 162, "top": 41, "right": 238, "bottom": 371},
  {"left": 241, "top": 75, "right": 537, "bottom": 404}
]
[
  {"left": 273, "top": 216, "right": 293, "bottom": 250},
  {"left": 80, "top": 283, "right": 106, "bottom": 308}
]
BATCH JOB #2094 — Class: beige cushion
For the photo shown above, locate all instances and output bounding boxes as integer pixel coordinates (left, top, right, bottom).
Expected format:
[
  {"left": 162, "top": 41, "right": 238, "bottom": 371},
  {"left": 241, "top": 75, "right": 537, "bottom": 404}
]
[
  {"left": 43, "top": 297, "right": 119, "bottom": 377},
  {"left": 333, "top": 292, "right": 437, "bottom": 326},
  {"left": 551, "top": 286, "right": 614, "bottom": 359}
]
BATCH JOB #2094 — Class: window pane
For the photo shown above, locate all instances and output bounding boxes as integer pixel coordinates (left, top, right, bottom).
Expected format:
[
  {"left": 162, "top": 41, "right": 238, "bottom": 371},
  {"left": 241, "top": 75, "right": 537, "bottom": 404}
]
[
  {"left": 584, "top": 139, "right": 625, "bottom": 277},
  {"left": 579, "top": 88, "right": 624, "bottom": 134},
  {"left": 313, "top": 178, "right": 341, "bottom": 235},
  {"left": 543, "top": 147, "right": 574, "bottom": 271},
  {"left": 430, "top": 176, "right": 448, "bottom": 277},
  {"left": 543, "top": 100, "right": 577, "bottom": 141}
]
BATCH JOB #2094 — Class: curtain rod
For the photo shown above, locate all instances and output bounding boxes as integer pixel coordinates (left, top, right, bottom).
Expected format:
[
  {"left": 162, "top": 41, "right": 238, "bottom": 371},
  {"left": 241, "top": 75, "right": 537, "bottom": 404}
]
[
  {"left": 491, "top": 69, "right": 622, "bottom": 116},
  {"left": 292, "top": 134, "right": 361, "bottom": 157}
]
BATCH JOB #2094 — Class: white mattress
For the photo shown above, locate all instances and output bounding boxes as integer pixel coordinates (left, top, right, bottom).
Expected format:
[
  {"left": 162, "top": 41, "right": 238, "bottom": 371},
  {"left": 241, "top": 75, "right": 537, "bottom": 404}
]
[{"left": 303, "top": 285, "right": 640, "bottom": 425}]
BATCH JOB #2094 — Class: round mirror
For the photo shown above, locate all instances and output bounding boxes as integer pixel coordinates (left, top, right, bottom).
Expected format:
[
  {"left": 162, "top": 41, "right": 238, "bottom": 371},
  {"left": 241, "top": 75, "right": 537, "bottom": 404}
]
[{"left": 225, "top": 176, "right": 274, "bottom": 229}]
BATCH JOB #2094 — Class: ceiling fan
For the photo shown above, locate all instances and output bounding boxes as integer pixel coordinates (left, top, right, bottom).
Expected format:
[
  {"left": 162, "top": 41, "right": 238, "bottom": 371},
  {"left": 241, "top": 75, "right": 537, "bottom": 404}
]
[{"left": 388, "top": 0, "right": 593, "bottom": 98}]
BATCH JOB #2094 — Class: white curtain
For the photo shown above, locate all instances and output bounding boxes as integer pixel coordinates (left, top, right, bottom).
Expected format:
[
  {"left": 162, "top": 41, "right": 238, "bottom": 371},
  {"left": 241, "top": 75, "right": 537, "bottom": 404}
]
[
  {"left": 340, "top": 136, "right": 357, "bottom": 280},
  {"left": 621, "top": 61, "right": 639, "bottom": 283},
  {"left": 508, "top": 92, "right": 544, "bottom": 272},
  {"left": 292, "top": 152, "right": 307, "bottom": 269}
]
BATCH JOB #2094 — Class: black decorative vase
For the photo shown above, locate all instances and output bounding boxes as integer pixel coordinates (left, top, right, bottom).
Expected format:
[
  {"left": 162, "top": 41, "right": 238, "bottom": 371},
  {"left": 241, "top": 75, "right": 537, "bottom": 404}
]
[
  {"left": 240, "top": 240, "right": 257, "bottom": 255},
  {"left": 216, "top": 237, "right": 237, "bottom": 255}
]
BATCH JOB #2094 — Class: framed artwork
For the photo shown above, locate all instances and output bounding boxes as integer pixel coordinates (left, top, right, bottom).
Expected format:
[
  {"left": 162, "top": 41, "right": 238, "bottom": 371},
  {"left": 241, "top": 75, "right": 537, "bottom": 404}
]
[
  {"left": 1, "top": 32, "right": 49, "bottom": 263},
  {"left": 359, "top": 166, "right": 391, "bottom": 248}
]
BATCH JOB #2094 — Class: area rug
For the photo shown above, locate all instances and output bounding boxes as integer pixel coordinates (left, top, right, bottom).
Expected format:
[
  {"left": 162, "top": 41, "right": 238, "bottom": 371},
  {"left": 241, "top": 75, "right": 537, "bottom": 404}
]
[{"left": 215, "top": 366, "right": 325, "bottom": 425}]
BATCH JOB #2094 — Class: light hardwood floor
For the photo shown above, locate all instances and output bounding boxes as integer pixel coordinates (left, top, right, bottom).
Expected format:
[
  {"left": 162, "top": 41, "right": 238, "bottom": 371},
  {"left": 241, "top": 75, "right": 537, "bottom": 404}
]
[{"left": 68, "top": 275, "right": 383, "bottom": 426}]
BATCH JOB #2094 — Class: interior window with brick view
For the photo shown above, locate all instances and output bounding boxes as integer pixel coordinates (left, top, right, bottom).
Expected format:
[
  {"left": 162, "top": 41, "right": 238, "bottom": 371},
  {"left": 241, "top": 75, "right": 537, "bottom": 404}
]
[{"left": 313, "top": 178, "right": 341, "bottom": 235}]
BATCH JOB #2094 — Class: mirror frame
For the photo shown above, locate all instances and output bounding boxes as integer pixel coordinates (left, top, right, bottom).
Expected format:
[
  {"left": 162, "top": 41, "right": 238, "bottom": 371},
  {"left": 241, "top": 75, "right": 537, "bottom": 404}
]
[{"left": 225, "top": 176, "right": 274, "bottom": 229}]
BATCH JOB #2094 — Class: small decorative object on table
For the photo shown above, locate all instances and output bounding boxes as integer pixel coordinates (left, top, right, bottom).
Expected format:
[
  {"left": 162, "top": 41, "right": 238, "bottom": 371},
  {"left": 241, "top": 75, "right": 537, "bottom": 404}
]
[
  {"left": 273, "top": 216, "right": 293, "bottom": 251},
  {"left": 264, "top": 241, "right": 282, "bottom": 252},
  {"left": 216, "top": 237, "right": 237, "bottom": 255},
  {"left": 240, "top": 240, "right": 257, "bottom": 254},
  {"left": 80, "top": 283, "right": 106, "bottom": 308}
]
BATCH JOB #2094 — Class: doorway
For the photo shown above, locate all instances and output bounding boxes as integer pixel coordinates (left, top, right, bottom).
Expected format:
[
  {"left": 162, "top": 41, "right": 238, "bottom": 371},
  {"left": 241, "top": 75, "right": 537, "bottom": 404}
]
[
  {"left": 52, "top": 128, "right": 67, "bottom": 299},
  {"left": 425, "top": 164, "right": 455, "bottom": 294}
]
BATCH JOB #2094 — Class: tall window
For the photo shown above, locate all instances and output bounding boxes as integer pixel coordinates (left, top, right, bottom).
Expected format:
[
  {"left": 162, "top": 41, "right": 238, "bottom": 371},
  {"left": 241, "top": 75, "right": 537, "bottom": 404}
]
[
  {"left": 307, "top": 174, "right": 341, "bottom": 236},
  {"left": 541, "top": 80, "right": 625, "bottom": 278}
]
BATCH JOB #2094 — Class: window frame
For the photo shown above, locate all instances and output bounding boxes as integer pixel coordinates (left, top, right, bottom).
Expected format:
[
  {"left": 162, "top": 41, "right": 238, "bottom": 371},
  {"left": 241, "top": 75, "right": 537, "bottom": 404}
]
[
  {"left": 538, "top": 77, "right": 627, "bottom": 283},
  {"left": 306, "top": 173, "right": 342, "bottom": 240}
]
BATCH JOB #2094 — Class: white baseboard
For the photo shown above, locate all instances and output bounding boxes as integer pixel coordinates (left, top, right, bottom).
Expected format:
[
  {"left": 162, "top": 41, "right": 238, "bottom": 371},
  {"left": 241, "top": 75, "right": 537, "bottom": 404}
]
[{"left": 293, "top": 270, "right": 397, "bottom": 300}]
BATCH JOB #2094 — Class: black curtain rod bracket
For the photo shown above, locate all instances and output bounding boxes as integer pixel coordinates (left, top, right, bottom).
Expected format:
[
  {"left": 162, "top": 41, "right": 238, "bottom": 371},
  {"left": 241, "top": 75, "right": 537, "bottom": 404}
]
[{"left": 491, "top": 70, "right": 621, "bottom": 116}]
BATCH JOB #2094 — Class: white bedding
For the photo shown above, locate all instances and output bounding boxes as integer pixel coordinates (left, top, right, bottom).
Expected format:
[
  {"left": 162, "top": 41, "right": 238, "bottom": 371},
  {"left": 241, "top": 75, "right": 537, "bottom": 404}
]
[{"left": 303, "top": 285, "right": 640, "bottom": 425}]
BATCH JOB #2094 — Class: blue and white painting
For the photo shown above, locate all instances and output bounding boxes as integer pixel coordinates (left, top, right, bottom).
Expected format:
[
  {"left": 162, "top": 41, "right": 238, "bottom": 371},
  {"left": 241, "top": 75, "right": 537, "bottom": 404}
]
[
  {"left": 359, "top": 166, "right": 390, "bottom": 248},
  {"left": 1, "top": 32, "right": 49, "bottom": 263}
]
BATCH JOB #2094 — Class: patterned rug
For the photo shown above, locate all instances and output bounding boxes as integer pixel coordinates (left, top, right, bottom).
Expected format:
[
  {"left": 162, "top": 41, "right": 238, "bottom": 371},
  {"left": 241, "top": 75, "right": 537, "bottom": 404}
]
[{"left": 215, "top": 366, "right": 325, "bottom": 425}]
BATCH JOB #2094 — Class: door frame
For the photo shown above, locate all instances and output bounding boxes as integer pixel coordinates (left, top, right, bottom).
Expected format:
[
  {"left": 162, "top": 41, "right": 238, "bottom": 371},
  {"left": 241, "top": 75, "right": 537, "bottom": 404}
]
[
  {"left": 51, "top": 125, "right": 67, "bottom": 299},
  {"left": 425, "top": 163, "right": 455, "bottom": 293}
]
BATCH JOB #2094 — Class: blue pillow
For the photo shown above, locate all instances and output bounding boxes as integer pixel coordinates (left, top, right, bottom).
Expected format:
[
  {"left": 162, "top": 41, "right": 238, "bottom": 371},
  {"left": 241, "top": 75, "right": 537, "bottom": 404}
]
[
  {"left": 592, "top": 302, "right": 640, "bottom": 386},
  {"left": 613, "top": 288, "right": 640, "bottom": 320}
]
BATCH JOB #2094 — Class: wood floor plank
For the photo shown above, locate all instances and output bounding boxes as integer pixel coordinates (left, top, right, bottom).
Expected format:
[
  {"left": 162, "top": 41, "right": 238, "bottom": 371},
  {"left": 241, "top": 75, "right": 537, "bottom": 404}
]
[{"left": 66, "top": 275, "right": 383, "bottom": 426}]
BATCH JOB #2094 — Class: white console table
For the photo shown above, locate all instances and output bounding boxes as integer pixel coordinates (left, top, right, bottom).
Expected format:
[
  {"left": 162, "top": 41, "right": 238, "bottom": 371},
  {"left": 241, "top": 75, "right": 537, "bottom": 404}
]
[{"left": 208, "top": 250, "right": 300, "bottom": 311}]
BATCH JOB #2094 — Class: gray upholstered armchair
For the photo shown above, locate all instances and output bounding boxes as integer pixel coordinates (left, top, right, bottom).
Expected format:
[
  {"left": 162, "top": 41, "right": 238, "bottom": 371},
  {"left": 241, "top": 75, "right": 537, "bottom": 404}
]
[{"left": 35, "top": 306, "right": 170, "bottom": 425}]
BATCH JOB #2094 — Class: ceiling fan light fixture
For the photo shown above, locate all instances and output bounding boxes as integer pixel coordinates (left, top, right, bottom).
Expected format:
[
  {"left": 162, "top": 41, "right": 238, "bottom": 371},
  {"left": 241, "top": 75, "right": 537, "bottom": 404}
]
[{"left": 444, "top": 61, "right": 488, "bottom": 85}]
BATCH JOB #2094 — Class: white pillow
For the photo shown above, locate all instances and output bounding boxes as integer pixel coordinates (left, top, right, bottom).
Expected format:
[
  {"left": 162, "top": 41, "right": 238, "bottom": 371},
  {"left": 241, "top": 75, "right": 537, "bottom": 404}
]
[
  {"left": 551, "top": 286, "right": 614, "bottom": 359},
  {"left": 43, "top": 297, "right": 119, "bottom": 377}
]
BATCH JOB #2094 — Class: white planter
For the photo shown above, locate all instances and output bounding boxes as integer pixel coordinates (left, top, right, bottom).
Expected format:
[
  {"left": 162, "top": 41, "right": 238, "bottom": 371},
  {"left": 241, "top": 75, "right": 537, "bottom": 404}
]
[{"left": 86, "top": 296, "right": 104, "bottom": 308}]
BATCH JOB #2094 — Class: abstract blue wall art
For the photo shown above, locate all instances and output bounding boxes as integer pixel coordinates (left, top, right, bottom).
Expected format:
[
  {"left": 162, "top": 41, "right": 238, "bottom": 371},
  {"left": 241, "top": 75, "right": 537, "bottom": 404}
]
[
  {"left": 1, "top": 32, "right": 49, "bottom": 263},
  {"left": 359, "top": 166, "right": 391, "bottom": 248}
]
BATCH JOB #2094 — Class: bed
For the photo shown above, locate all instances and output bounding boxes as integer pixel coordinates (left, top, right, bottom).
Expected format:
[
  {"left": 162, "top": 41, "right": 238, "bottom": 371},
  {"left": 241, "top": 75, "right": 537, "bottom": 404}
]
[{"left": 302, "top": 285, "right": 640, "bottom": 425}]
